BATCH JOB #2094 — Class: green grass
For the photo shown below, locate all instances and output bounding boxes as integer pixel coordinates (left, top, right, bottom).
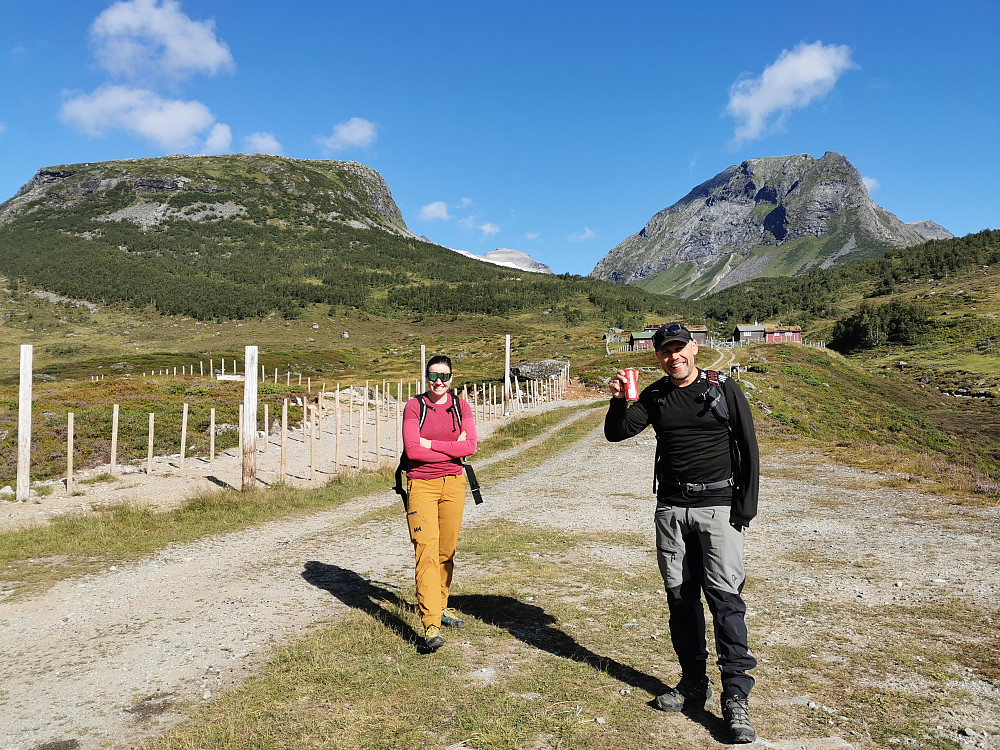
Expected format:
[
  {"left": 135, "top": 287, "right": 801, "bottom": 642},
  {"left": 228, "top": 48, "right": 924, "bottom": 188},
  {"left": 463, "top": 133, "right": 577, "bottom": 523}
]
[
  {"left": 139, "top": 514, "right": 988, "bottom": 750},
  {"left": 743, "top": 343, "right": 1000, "bottom": 500}
]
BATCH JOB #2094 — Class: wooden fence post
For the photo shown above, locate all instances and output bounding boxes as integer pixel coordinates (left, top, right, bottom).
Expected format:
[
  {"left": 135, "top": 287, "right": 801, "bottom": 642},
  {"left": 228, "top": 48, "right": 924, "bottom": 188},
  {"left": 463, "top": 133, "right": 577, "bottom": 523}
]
[
  {"left": 357, "top": 391, "right": 364, "bottom": 470},
  {"left": 210, "top": 408, "right": 216, "bottom": 462},
  {"left": 375, "top": 386, "right": 381, "bottom": 466},
  {"left": 396, "top": 380, "right": 403, "bottom": 459},
  {"left": 241, "top": 345, "right": 258, "bottom": 491},
  {"left": 280, "top": 398, "right": 288, "bottom": 481},
  {"left": 16, "top": 344, "right": 33, "bottom": 501},
  {"left": 110, "top": 403, "right": 119, "bottom": 475},
  {"left": 179, "top": 403, "right": 188, "bottom": 469},
  {"left": 420, "top": 346, "right": 426, "bottom": 392},
  {"left": 310, "top": 403, "right": 316, "bottom": 482},
  {"left": 317, "top": 392, "right": 323, "bottom": 441},
  {"left": 66, "top": 413, "right": 74, "bottom": 495},
  {"left": 147, "top": 413, "right": 155, "bottom": 475},
  {"left": 335, "top": 385, "right": 342, "bottom": 471}
]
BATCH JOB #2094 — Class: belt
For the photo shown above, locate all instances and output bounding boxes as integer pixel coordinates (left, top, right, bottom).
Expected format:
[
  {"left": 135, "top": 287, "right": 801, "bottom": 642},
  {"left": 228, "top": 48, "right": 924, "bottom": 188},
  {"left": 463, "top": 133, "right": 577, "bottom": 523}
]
[{"left": 664, "top": 477, "right": 734, "bottom": 493}]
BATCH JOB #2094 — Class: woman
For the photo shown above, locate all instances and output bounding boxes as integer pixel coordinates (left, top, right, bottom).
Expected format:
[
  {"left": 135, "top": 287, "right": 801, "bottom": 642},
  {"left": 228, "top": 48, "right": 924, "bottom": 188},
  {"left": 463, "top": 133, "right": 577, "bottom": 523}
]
[{"left": 401, "top": 355, "right": 478, "bottom": 651}]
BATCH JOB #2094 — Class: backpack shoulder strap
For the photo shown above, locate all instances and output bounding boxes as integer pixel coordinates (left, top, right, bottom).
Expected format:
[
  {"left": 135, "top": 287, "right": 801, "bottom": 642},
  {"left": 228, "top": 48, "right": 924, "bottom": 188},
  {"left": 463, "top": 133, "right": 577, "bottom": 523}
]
[
  {"left": 449, "top": 393, "right": 464, "bottom": 430},
  {"left": 703, "top": 370, "right": 731, "bottom": 427},
  {"left": 415, "top": 394, "right": 430, "bottom": 429}
]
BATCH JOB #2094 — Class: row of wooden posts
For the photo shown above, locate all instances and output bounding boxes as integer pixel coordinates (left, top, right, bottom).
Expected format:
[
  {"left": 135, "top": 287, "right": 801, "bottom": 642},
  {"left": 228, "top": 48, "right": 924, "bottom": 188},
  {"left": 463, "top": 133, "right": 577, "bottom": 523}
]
[{"left": 16, "top": 342, "right": 569, "bottom": 499}]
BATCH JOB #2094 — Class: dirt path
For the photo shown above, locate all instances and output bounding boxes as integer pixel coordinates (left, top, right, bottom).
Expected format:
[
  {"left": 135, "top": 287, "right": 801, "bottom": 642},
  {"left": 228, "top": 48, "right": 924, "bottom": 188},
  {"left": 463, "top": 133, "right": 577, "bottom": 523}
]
[{"left": 2, "top": 405, "right": 998, "bottom": 749}]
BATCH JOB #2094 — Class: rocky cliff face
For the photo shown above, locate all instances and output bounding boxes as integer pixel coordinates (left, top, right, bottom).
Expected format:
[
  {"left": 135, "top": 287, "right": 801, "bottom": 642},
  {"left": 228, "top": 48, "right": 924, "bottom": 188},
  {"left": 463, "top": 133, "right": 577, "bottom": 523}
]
[
  {"left": 0, "top": 154, "right": 419, "bottom": 239},
  {"left": 590, "top": 152, "right": 952, "bottom": 297}
]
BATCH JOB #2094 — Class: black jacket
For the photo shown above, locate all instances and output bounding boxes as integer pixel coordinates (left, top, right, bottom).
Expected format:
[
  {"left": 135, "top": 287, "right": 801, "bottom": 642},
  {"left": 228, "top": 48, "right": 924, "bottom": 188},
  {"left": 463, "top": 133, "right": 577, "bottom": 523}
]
[{"left": 604, "top": 369, "right": 759, "bottom": 527}]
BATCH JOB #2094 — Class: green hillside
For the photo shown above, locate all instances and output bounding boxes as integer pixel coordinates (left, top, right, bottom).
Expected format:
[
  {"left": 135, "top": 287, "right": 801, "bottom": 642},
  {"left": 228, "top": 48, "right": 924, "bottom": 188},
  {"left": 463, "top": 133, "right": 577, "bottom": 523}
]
[{"left": 0, "top": 155, "right": 680, "bottom": 325}]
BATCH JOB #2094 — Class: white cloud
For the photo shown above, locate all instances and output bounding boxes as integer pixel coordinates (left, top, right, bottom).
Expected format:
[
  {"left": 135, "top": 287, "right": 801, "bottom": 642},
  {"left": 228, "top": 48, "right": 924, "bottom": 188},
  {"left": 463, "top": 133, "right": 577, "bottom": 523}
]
[
  {"left": 317, "top": 117, "right": 378, "bottom": 151},
  {"left": 60, "top": 84, "right": 215, "bottom": 150},
  {"left": 479, "top": 222, "right": 500, "bottom": 236},
  {"left": 91, "top": 0, "right": 234, "bottom": 82},
  {"left": 243, "top": 131, "right": 283, "bottom": 155},
  {"left": 862, "top": 176, "right": 880, "bottom": 192},
  {"left": 0, "top": 122, "right": 6, "bottom": 135},
  {"left": 419, "top": 201, "right": 451, "bottom": 222},
  {"left": 460, "top": 197, "right": 473, "bottom": 207},
  {"left": 568, "top": 227, "right": 596, "bottom": 242},
  {"left": 727, "top": 41, "right": 856, "bottom": 144},
  {"left": 202, "top": 122, "right": 231, "bottom": 153},
  {"left": 524, "top": 232, "right": 540, "bottom": 240}
]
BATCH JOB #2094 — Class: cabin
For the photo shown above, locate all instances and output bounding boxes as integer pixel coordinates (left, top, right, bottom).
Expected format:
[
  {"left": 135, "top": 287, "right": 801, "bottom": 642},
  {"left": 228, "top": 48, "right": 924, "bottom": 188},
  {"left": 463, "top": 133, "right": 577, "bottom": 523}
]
[
  {"left": 765, "top": 325, "right": 802, "bottom": 343},
  {"left": 733, "top": 324, "right": 766, "bottom": 343},
  {"left": 687, "top": 324, "right": 708, "bottom": 345},
  {"left": 629, "top": 330, "right": 656, "bottom": 350}
]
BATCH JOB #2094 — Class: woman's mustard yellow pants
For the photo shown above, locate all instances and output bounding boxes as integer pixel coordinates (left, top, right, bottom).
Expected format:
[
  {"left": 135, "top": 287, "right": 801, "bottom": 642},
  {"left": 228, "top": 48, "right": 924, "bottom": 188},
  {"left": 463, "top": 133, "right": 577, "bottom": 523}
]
[{"left": 406, "top": 474, "right": 466, "bottom": 629}]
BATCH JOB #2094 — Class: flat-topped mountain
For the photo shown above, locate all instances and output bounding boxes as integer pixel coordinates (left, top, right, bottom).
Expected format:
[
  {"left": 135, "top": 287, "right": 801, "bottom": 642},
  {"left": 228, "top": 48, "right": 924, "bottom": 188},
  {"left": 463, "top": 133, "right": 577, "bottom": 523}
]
[
  {"left": 0, "top": 153, "right": 417, "bottom": 237},
  {"left": 590, "top": 152, "right": 952, "bottom": 298}
]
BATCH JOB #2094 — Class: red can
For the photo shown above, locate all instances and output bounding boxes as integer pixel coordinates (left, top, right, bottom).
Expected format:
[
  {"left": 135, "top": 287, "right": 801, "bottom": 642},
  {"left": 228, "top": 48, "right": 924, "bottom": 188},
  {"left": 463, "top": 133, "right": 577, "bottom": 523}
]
[{"left": 623, "top": 368, "right": 639, "bottom": 400}]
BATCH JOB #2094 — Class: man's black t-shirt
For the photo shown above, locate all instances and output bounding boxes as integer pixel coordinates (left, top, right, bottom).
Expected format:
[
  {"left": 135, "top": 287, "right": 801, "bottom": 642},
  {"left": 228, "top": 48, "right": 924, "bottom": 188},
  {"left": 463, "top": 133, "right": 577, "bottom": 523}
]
[{"left": 605, "top": 369, "right": 760, "bottom": 526}]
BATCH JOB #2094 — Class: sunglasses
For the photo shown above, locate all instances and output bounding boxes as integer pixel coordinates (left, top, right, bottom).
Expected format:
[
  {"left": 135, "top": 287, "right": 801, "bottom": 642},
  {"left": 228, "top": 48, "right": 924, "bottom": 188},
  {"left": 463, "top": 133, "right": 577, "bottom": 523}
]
[{"left": 426, "top": 372, "right": 453, "bottom": 383}]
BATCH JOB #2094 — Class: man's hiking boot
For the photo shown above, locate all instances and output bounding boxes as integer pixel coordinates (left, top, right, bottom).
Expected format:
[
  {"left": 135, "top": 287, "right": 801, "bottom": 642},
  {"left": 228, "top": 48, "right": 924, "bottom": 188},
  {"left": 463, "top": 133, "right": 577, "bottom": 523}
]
[
  {"left": 441, "top": 607, "right": 465, "bottom": 628},
  {"left": 722, "top": 695, "right": 756, "bottom": 744},
  {"left": 654, "top": 674, "right": 712, "bottom": 712},
  {"left": 424, "top": 625, "right": 444, "bottom": 651}
]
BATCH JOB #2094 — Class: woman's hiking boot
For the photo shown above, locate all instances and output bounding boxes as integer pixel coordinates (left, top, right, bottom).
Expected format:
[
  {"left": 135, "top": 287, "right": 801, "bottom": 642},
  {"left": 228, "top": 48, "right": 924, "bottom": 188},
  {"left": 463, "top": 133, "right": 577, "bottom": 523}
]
[
  {"left": 654, "top": 674, "right": 712, "bottom": 712},
  {"left": 722, "top": 695, "right": 756, "bottom": 743},
  {"left": 424, "top": 625, "right": 444, "bottom": 651},
  {"left": 441, "top": 607, "right": 465, "bottom": 628}
]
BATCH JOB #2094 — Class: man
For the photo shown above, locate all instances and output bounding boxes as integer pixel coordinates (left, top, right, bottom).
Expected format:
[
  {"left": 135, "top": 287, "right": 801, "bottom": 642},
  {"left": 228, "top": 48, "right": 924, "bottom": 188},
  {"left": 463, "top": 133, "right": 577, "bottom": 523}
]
[{"left": 604, "top": 322, "right": 759, "bottom": 743}]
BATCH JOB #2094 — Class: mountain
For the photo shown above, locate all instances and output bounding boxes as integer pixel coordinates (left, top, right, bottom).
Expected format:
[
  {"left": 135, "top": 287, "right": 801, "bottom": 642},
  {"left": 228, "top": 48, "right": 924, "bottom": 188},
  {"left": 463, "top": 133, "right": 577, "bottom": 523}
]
[
  {"left": 0, "top": 153, "right": 417, "bottom": 237},
  {"left": 450, "top": 247, "right": 554, "bottom": 274},
  {"left": 0, "top": 154, "right": 678, "bottom": 326},
  {"left": 590, "top": 152, "right": 953, "bottom": 298}
]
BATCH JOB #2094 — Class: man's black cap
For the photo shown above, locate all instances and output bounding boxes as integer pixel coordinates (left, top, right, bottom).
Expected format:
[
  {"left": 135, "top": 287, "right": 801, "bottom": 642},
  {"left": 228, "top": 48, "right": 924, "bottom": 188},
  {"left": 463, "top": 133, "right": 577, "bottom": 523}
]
[{"left": 652, "top": 322, "right": 693, "bottom": 351}]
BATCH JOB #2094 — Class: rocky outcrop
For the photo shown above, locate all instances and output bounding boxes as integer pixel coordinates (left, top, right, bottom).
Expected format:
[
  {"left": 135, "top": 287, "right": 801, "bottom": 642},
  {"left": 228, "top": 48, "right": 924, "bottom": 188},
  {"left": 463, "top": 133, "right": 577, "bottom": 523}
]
[{"left": 590, "top": 152, "right": 952, "bottom": 297}]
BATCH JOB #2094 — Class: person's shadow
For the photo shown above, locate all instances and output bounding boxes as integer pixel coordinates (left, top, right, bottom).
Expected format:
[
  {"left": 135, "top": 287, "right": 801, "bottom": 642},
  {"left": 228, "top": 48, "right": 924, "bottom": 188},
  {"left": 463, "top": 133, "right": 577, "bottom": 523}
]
[
  {"left": 451, "top": 593, "right": 728, "bottom": 739},
  {"left": 302, "top": 561, "right": 432, "bottom": 652},
  {"left": 301, "top": 562, "right": 727, "bottom": 738}
]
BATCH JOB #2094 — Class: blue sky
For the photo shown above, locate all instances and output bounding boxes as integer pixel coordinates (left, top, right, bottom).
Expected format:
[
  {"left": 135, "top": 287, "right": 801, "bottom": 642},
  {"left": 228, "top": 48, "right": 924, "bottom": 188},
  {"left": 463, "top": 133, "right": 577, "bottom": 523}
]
[{"left": 1, "top": 0, "right": 998, "bottom": 275}]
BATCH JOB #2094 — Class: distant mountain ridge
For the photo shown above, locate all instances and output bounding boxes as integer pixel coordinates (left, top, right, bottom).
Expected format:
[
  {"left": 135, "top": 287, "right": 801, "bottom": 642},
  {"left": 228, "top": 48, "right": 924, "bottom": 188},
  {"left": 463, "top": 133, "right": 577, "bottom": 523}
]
[
  {"left": 450, "top": 247, "right": 554, "bottom": 274},
  {"left": 589, "top": 152, "right": 952, "bottom": 298}
]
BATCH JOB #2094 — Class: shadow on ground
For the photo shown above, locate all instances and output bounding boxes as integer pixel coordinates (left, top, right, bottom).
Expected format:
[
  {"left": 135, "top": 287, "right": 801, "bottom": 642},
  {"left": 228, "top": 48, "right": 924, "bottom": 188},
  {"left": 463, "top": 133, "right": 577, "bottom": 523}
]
[
  {"left": 301, "top": 561, "right": 426, "bottom": 650},
  {"left": 450, "top": 593, "right": 729, "bottom": 740},
  {"left": 301, "top": 564, "right": 729, "bottom": 740}
]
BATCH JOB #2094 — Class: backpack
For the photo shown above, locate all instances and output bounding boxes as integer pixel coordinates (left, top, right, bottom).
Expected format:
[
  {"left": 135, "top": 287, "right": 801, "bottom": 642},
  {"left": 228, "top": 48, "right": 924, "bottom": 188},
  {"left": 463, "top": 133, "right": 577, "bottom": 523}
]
[{"left": 392, "top": 393, "right": 483, "bottom": 507}]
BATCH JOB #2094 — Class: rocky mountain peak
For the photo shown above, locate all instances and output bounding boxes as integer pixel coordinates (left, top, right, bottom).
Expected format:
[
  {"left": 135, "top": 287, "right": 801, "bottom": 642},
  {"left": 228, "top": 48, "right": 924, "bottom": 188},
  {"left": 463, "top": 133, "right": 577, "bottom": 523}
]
[{"left": 590, "top": 152, "right": 952, "bottom": 298}]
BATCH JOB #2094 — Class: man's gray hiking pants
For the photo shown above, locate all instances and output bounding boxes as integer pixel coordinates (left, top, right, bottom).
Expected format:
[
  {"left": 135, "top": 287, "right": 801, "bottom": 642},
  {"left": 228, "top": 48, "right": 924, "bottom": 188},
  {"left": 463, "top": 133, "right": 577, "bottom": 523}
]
[{"left": 654, "top": 504, "right": 756, "bottom": 699}]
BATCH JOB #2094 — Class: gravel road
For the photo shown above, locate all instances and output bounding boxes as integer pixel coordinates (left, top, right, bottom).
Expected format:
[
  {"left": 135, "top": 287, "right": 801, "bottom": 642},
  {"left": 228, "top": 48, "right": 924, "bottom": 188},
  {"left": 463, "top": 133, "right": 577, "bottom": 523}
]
[{"left": 2, "top": 400, "right": 998, "bottom": 749}]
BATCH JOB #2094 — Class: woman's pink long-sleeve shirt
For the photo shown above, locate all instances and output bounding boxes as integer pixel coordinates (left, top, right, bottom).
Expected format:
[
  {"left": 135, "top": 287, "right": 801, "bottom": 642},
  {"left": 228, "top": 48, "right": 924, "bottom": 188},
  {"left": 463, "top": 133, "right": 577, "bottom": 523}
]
[{"left": 402, "top": 393, "right": 477, "bottom": 480}]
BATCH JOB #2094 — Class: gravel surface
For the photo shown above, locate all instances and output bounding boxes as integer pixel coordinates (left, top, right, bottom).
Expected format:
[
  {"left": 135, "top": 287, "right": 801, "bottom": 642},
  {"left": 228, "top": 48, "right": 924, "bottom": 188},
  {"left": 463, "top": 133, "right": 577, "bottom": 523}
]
[{"left": 2, "top": 399, "right": 998, "bottom": 749}]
